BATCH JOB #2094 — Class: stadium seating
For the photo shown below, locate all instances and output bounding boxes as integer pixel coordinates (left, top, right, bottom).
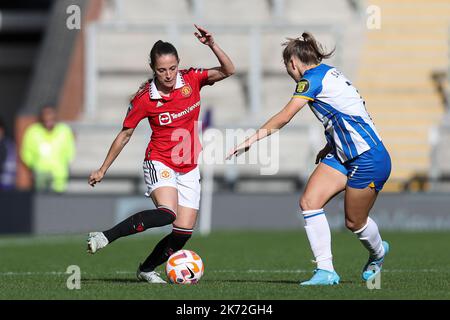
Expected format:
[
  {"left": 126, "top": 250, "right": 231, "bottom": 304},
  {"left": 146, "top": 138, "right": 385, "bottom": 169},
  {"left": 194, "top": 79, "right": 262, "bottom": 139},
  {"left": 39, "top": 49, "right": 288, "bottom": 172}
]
[
  {"left": 284, "top": 0, "right": 353, "bottom": 24},
  {"left": 356, "top": 0, "right": 450, "bottom": 191},
  {"left": 101, "top": 0, "right": 193, "bottom": 23}
]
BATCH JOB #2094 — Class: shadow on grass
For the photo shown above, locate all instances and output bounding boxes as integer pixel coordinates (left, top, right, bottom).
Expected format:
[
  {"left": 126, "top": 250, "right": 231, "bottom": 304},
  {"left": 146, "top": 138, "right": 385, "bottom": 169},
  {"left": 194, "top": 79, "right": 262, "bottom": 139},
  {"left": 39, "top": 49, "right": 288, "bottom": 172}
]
[
  {"left": 83, "top": 278, "right": 140, "bottom": 284},
  {"left": 203, "top": 279, "right": 354, "bottom": 285},
  {"left": 82, "top": 277, "right": 354, "bottom": 285},
  {"left": 204, "top": 279, "right": 299, "bottom": 285}
]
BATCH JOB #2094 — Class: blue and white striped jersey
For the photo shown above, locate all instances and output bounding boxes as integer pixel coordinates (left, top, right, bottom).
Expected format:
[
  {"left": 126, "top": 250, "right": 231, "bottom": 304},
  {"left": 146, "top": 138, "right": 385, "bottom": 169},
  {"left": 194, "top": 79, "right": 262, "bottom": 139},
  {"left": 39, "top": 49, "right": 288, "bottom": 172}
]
[{"left": 293, "top": 64, "right": 382, "bottom": 162}]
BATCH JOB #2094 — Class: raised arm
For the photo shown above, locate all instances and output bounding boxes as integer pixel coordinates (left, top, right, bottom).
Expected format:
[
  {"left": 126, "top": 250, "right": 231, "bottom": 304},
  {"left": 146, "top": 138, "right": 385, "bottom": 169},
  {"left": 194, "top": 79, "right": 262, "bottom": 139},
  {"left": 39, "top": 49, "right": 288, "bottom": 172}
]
[
  {"left": 88, "top": 127, "right": 135, "bottom": 187},
  {"left": 194, "top": 24, "right": 235, "bottom": 83},
  {"left": 227, "top": 97, "right": 309, "bottom": 159}
]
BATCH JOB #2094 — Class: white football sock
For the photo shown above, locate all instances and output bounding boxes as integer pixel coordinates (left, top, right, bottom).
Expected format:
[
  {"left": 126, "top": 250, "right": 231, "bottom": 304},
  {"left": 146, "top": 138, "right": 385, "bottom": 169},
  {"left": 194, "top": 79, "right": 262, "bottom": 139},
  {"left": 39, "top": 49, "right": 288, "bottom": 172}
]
[
  {"left": 354, "top": 217, "right": 385, "bottom": 259},
  {"left": 302, "top": 209, "right": 334, "bottom": 272}
]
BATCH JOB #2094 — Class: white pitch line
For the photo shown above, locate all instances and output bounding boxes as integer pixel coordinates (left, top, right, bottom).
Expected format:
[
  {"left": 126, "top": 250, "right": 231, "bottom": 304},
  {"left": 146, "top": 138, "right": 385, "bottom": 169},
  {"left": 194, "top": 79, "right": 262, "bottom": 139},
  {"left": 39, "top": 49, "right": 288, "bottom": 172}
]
[
  {"left": 0, "top": 237, "right": 86, "bottom": 247},
  {"left": 0, "top": 269, "right": 443, "bottom": 276},
  {"left": 210, "top": 269, "right": 443, "bottom": 273},
  {"left": 384, "top": 269, "right": 440, "bottom": 273},
  {"left": 0, "top": 271, "right": 67, "bottom": 276},
  {"left": 225, "top": 269, "right": 310, "bottom": 273}
]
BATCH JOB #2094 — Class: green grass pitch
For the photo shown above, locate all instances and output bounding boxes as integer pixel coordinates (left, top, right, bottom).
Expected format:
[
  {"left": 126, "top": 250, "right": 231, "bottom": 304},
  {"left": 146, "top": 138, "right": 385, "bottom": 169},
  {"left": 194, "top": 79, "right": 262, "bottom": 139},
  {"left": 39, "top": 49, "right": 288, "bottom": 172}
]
[{"left": 1, "top": 230, "right": 450, "bottom": 299}]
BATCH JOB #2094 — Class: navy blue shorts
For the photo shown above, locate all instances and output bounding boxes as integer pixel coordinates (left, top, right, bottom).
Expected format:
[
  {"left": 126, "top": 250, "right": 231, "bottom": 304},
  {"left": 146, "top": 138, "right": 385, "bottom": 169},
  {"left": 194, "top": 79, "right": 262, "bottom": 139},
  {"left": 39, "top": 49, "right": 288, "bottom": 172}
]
[{"left": 321, "top": 143, "right": 392, "bottom": 192}]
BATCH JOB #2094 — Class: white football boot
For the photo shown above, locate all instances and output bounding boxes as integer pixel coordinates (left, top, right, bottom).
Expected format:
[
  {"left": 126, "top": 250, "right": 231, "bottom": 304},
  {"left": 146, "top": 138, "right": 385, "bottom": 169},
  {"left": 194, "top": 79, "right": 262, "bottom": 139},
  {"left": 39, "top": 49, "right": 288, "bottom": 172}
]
[
  {"left": 136, "top": 265, "right": 167, "bottom": 284},
  {"left": 86, "top": 232, "right": 109, "bottom": 254}
]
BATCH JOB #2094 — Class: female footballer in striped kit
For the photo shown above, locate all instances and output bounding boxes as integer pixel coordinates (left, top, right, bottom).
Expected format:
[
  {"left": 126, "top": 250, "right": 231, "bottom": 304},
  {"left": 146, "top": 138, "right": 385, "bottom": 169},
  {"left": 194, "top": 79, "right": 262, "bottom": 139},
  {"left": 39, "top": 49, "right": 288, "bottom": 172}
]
[
  {"left": 87, "top": 25, "right": 235, "bottom": 283},
  {"left": 229, "top": 32, "right": 391, "bottom": 285}
]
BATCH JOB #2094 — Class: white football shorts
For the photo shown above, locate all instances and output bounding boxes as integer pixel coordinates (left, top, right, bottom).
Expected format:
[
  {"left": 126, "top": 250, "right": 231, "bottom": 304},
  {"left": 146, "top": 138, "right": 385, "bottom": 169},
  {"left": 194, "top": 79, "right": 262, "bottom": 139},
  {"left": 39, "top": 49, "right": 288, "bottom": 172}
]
[{"left": 143, "top": 160, "right": 201, "bottom": 210}]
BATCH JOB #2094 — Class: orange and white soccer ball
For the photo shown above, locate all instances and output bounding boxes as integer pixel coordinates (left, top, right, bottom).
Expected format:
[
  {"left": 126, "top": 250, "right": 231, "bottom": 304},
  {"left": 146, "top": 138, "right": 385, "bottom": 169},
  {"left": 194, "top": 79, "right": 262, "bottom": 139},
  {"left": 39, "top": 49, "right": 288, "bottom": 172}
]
[{"left": 165, "top": 249, "right": 204, "bottom": 284}]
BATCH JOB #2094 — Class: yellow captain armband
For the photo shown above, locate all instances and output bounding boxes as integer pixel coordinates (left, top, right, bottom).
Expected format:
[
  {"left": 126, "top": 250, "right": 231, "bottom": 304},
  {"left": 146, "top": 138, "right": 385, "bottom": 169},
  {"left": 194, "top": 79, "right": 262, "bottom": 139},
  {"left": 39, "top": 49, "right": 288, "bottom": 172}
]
[{"left": 293, "top": 95, "right": 314, "bottom": 101}]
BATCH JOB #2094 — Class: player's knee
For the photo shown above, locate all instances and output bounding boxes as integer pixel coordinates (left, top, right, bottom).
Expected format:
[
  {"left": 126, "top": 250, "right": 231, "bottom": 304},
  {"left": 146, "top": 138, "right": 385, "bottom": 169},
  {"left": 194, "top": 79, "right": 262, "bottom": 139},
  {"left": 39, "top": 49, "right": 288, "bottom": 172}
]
[
  {"left": 299, "top": 196, "right": 321, "bottom": 211},
  {"left": 345, "top": 218, "right": 366, "bottom": 232},
  {"left": 157, "top": 205, "right": 177, "bottom": 224}
]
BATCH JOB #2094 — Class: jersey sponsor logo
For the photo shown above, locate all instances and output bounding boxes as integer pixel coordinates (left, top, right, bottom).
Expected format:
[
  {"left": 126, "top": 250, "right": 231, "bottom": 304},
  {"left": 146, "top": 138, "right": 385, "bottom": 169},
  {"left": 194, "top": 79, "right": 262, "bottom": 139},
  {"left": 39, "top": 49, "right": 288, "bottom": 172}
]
[
  {"left": 159, "top": 112, "right": 172, "bottom": 125},
  {"left": 181, "top": 85, "right": 192, "bottom": 97},
  {"left": 160, "top": 169, "right": 172, "bottom": 179},
  {"left": 171, "top": 101, "right": 200, "bottom": 120},
  {"left": 296, "top": 79, "right": 310, "bottom": 94},
  {"left": 157, "top": 101, "right": 200, "bottom": 125}
]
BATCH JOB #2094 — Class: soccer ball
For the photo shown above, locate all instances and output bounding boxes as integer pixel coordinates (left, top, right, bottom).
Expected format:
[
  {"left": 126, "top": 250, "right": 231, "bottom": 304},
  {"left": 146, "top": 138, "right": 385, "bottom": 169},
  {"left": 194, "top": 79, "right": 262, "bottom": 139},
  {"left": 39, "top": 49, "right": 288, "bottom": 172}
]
[{"left": 165, "top": 249, "right": 204, "bottom": 284}]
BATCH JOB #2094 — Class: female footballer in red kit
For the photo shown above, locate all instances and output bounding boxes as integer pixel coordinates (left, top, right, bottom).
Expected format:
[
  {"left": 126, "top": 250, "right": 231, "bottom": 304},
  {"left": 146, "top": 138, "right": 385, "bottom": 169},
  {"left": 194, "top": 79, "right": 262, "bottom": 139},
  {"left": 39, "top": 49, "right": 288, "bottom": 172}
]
[{"left": 87, "top": 25, "right": 235, "bottom": 283}]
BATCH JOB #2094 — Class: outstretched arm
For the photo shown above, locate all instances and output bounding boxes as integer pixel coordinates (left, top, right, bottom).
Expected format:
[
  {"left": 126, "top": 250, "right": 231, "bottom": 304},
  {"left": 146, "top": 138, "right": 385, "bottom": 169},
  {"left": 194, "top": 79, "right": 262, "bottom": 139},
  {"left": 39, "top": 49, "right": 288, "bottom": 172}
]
[
  {"left": 194, "top": 24, "right": 235, "bottom": 83},
  {"left": 88, "top": 127, "right": 135, "bottom": 187},
  {"left": 227, "top": 97, "right": 309, "bottom": 159}
]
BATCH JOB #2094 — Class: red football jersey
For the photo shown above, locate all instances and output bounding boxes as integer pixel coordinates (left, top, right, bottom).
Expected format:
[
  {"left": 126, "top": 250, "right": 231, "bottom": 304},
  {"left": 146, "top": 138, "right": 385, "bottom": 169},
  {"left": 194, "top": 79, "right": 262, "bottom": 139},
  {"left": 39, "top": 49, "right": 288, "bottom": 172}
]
[{"left": 123, "top": 68, "right": 210, "bottom": 173}]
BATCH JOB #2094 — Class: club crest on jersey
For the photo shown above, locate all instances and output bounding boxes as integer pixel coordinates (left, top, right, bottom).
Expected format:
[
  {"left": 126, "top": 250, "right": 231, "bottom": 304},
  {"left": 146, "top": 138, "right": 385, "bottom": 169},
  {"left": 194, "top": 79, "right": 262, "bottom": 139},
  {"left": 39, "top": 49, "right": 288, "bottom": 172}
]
[
  {"left": 296, "top": 79, "right": 310, "bottom": 94},
  {"left": 181, "top": 85, "right": 192, "bottom": 97},
  {"left": 160, "top": 169, "right": 172, "bottom": 179},
  {"left": 158, "top": 112, "right": 172, "bottom": 125}
]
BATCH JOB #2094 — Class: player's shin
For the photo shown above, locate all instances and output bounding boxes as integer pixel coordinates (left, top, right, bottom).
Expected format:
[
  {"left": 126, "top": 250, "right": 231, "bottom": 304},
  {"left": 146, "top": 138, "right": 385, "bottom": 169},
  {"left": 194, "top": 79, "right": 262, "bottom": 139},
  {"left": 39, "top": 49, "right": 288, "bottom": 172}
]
[
  {"left": 302, "top": 209, "right": 334, "bottom": 272},
  {"left": 139, "top": 226, "right": 193, "bottom": 272},
  {"left": 353, "top": 217, "right": 384, "bottom": 259},
  {"left": 102, "top": 206, "right": 176, "bottom": 243}
]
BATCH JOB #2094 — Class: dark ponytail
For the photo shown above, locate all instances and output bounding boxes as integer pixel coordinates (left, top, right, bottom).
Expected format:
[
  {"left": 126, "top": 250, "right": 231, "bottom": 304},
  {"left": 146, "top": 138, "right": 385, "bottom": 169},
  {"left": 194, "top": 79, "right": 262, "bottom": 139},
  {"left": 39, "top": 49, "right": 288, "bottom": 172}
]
[
  {"left": 149, "top": 40, "right": 179, "bottom": 69},
  {"left": 282, "top": 32, "right": 334, "bottom": 66}
]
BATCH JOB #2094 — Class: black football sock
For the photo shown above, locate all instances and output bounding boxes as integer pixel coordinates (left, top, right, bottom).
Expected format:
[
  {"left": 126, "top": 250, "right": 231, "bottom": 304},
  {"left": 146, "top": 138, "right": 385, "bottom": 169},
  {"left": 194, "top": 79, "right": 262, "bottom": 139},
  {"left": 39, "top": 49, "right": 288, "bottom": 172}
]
[
  {"left": 138, "top": 234, "right": 171, "bottom": 272},
  {"left": 139, "top": 226, "right": 193, "bottom": 272},
  {"left": 102, "top": 206, "right": 176, "bottom": 243}
]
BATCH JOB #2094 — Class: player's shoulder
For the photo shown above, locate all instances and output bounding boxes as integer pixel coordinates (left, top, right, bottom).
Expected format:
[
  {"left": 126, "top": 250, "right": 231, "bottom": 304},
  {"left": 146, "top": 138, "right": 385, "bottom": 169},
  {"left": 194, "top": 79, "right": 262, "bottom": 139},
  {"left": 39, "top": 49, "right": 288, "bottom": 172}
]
[
  {"left": 297, "top": 64, "right": 333, "bottom": 92},
  {"left": 304, "top": 64, "right": 333, "bottom": 81},
  {"left": 179, "top": 68, "right": 208, "bottom": 90},
  {"left": 180, "top": 67, "right": 207, "bottom": 81},
  {"left": 180, "top": 67, "right": 205, "bottom": 75},
  {"left": 130, "top": 80, "right": 151, "bottom": 105}
]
